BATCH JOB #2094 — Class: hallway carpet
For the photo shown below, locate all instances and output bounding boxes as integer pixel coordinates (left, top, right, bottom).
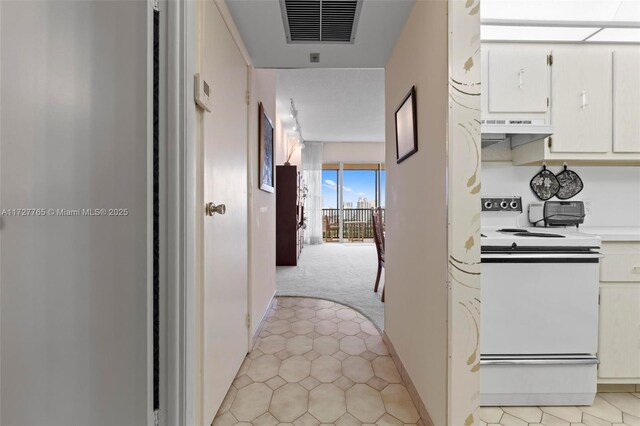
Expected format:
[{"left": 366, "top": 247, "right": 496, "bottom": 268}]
[
  {"left": 276, "top": 244, "right": 384, "bottom": 330},
  {"left": 213, "top": 297, "right": 422, "bottom": 426}
]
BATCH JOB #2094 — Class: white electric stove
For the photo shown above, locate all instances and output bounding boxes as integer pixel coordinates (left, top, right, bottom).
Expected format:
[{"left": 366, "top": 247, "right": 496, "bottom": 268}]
[
  {"left": 482, "top": 226, "right": 600, "bottom": 249},
  {"left": 480, "top": 200, "right": 602, "bottom": 407}
]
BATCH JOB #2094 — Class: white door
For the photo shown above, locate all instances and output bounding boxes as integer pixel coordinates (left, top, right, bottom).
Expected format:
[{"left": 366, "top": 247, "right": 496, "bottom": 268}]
[
  {"left": 1, "top": 2, "right": 151, "bottom": 425},
  {"left": 613, "top": 50, "right": 640, "bottom": 153},
  {"left": 488, "top": 49, "right": 550, "bottom": 113},
  {"left": 551, "top": 49, "right": 613, "bottom": 153},
  {"left": 201, "top": 2, "right": 249, "bottom": 423}
]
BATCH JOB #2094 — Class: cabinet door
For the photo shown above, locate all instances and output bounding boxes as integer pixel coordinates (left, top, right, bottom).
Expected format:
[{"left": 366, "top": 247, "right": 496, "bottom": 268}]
[
  {"left": 551, "top": 49, "right": 613, "bottom": 153},
  {"left": 598, "top": 285, "right": 640, "bottom": 379},
  {"left": 613, "top": 50, "right": 640, "bottom": 153},
  {"left": 488, "top": 49, "right": 550, "bottom": 113}
]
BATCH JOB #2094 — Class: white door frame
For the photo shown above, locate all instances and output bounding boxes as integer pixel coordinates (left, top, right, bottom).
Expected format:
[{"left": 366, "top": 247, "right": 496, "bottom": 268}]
[{"left": 165, "top": 0, "right": 199, "bottom": 424}]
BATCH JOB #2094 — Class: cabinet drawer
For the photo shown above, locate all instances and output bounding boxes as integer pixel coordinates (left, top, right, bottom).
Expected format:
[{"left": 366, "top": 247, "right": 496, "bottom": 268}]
[{"left": 600, "top": 243, "right": 640, "bottom": 282}]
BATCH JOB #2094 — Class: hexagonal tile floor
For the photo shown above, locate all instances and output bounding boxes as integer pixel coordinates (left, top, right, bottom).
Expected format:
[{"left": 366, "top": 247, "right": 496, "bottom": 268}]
[
  {"left": 213, "top": 297, "right": 423, "bottom": 426},
  {"left": 479, "top": 393, "right": 640, "bottom": 426}
]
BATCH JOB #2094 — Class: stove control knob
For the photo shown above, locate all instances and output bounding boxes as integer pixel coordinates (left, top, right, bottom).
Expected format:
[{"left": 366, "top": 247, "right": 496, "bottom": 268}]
[
  {"left": 484, "top": 201, "right": 493, "bottom": 209},
  {"left": 510, "top": 201, "right": 519, "bottom": 209},
  {"left": 500, "top": 201, "right": 509, "bottom": 209}
]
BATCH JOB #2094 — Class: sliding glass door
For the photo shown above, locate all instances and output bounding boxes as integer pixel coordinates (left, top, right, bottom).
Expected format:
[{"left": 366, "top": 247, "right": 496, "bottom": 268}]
[
  {"left": 322, "top": 168, "right": 340, "bottom": 240},
  {"left": 322, "top": 163, "right": 385, "bottom": 242}
]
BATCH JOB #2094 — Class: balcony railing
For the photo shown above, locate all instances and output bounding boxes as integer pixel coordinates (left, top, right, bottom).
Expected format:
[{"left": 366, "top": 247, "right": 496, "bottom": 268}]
[{"left": 322, "top": 208, "right": 385, "bottom": 242}]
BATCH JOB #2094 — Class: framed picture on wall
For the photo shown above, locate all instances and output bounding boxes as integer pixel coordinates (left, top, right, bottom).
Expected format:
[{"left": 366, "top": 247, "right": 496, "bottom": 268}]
[
  {"left": 395, "top": 85, "right": 418, "bottom": 164},
  {"left": 259, "top": 102, "right": 275, "bottom": 193}
]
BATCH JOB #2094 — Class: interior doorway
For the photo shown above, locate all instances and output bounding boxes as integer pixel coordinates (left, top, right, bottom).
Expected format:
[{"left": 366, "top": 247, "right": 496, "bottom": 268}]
[{"left": 274, "top": 69, "right": 387, "bottom": 330}]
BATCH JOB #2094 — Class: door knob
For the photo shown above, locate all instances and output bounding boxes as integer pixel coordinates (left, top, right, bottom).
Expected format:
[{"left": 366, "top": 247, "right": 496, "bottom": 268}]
[{"left": 205, "top": 202, "right": 226, "bottom": 216}]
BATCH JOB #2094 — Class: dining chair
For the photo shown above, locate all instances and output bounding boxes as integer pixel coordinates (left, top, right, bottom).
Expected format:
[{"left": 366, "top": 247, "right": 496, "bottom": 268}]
[
  {"left": 372, "top": 207, "right": 385, "bottom": 302},
  {"left": 323, "top": 215, "right": 339, "bottom": 242}
]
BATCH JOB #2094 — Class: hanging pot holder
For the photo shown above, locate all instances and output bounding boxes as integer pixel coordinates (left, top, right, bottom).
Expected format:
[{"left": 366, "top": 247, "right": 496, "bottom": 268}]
[
  {"left": 530, "top": 164, "right": 560, "bottom": 201},
  {"left": 555, "top": 164, "right": 584, "bottom": 200}
]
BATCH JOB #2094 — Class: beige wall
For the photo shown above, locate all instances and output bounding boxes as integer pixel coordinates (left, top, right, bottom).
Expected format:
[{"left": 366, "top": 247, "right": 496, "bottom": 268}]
[
  {"left": 276, "top": 121, "right": 302, "bottom": 167},
  {"left": 323, "top": 142, "right": 385, "bottom": 164},
  {"left": 246, "top": 77, "right": 300, "bottom": 340},
  {"left": 384, "top": 2, "right": 449, "bottom": 425},
  {"left": 248, "top": 69, "right": 277, "bottom": 338}
]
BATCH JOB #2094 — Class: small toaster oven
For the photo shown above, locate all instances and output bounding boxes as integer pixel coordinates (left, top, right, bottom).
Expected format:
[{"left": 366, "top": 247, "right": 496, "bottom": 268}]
[{"left": 529, "top": 201, "right": 585, "bottom": 227}]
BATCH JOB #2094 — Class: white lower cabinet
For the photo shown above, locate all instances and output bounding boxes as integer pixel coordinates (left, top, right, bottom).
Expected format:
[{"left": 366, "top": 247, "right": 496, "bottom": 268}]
[
  {"left": 598, "top": 242, "right": 640, "bottom": 383},
  {"left": 599, "top": 286, "right": 640, "bottom": 380}
]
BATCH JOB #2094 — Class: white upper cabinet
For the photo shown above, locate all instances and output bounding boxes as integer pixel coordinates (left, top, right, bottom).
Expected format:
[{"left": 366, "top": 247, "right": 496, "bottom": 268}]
[
  {"left": 488, "top": 49, "right": 550, "bottom": 113},
  {"left": 481, "top": 43, "right": 640, "bottom": 165},
  {"left": 550, "top": 48, "right": 613, "bottom": 153},
  {"left": 613, "top": 50, "right": 640, "bottom": 153}
]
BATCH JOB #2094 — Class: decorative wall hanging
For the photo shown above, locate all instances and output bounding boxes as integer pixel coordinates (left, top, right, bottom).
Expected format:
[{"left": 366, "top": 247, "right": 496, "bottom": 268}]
[
  {"left": 530, "top": 164, "right": 560, "bottom": 201},
  {"left": 259, "top": 102, "right": 275, "bottom": 193},
  {"left": 395, "top": 85, "right": 418, "bottom": 164},
  {"left": 555, "top": 164, "right": 584, "bottom": 200}
]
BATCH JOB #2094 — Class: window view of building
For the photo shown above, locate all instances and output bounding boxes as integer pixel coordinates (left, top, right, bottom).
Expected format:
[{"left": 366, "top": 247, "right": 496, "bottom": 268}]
[
  {"left": 322, "top": 166, "right": 384, "bottom": 209},
  {"left": 321, "top": 164, "right": 385, "bottom": 242},
  {"left": 344, "top": 169, "right": 376, "bottom": 209}
]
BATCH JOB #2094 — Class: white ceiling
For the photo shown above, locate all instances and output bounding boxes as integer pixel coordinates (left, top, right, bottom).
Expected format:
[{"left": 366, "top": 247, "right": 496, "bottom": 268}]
[
  {"left": 225, "top": 0, "right": 414, "bottom": 68},
  {"left": 481, "top": 0, "right": 640, "bottom": 42},
  {"left": 276, "top": 69, "right": 384, "bottom": 143},
  {"left": 482, "top": 0, "right": 640, "bottom": 22}
]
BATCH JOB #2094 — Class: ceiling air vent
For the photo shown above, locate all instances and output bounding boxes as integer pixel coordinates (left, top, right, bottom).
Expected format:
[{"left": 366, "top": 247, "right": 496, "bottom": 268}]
[{"left": 280, "top": 0, "right": 362, "bottom": 44}]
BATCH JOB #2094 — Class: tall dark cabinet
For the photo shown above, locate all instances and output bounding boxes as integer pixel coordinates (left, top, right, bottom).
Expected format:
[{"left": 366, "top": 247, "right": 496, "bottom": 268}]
[{"left": 276, "top": 165, "right": 304, "bottom": 266}]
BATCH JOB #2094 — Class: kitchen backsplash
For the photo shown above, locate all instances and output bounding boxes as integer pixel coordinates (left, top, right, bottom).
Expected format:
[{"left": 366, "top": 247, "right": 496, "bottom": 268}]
[{"left": 482, "top": 162, "right": 640, "bottom": 228}]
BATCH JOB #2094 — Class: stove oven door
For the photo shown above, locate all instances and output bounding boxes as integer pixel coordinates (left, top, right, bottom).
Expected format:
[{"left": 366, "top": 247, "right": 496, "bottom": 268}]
[{"left": 481, "top": 253, "right": 600, "bottom": 355}]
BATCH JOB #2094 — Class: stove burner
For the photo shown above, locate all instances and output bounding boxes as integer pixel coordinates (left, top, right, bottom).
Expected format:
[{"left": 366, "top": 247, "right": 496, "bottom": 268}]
[{"left": 513, "top": 232, "right": 565, "bottom": 238}]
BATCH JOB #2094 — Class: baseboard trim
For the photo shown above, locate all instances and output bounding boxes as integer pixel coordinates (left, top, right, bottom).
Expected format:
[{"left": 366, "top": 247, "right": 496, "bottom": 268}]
[
  {"left": 597, "top": 383, "right": 640, "bottom": 393},
  {"left": 383, "top": 332, "right": 435, "bottom": 426},
  {"left": 250, "top": 292, "right": 277, "bottom": 349}
]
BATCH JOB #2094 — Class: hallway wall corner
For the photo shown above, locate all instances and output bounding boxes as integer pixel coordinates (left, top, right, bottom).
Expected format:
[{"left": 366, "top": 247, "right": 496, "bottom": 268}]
[
  {"left": 383, "top": 332, "right": 436, "bottom": 426},
  {"left": 383, "top": 1, "right": 450, "bottom": 424},
  {"left": 248, "top": 68, "right": 278, "bottom": 339}
]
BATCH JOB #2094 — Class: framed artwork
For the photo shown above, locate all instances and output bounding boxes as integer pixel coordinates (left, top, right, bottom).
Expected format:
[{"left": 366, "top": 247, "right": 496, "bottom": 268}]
[
  {"left": 259, "top": 102, "right": 275, "bottom": 193},
  {"left": 395, "top": 85, "right": 418, "bottom": 164}
]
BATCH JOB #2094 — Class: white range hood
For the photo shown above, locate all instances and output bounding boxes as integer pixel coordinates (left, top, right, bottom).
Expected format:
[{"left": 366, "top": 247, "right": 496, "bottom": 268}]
[{"left": 481, "top": 119, "right": 554, "bottom": 148}]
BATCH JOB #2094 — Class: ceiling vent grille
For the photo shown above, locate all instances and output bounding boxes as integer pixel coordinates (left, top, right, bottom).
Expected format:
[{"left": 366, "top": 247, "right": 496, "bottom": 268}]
[{"left": 280, "top": 0, "right": 362, "bottom": 44}]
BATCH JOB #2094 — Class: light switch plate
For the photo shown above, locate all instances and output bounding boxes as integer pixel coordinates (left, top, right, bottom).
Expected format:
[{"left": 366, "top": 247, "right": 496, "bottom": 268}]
[{"left": 194, "top": 73, "right": 211, "bottom": 112}]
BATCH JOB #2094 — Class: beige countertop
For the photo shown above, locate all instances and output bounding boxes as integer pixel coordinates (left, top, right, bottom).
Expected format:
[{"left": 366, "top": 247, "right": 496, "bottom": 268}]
[{"left": 580, "top": 227, "right": 640, "bottom": 242}]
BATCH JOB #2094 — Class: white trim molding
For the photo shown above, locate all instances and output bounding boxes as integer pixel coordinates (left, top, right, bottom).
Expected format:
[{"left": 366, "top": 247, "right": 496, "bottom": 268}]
[{"left": 166, "top": 0, "right": 199, "bottom": 425}]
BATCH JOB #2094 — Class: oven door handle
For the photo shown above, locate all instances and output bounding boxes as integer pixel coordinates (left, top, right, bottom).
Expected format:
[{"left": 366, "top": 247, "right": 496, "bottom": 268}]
[
  {"left": 481, "top": 253, "right": 604, "bottom": 263},
  {"left": 481, "top": 357, "right": 599, "bottom": 366}
]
